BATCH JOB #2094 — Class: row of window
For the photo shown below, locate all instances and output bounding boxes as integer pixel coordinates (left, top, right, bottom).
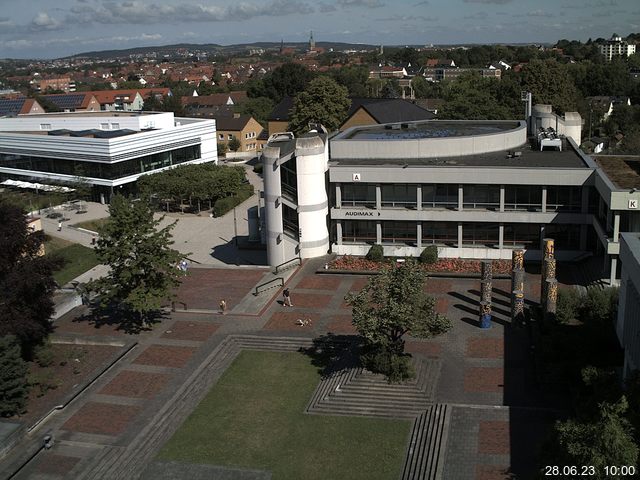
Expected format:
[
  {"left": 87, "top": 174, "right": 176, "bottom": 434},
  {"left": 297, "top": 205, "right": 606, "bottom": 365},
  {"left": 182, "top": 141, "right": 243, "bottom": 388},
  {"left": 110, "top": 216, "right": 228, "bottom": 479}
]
[
  {"left": 339, "top": 220, "right": 581, "bottom": 249},
  {"left": 216, "top": 132, "right": 258, "bottom": 141},
  {"left": 340, "top": 184, "right": 583, "bottom": 212},
  {"left": 0, "top": 145, "right": 201, "bottom": 180}
]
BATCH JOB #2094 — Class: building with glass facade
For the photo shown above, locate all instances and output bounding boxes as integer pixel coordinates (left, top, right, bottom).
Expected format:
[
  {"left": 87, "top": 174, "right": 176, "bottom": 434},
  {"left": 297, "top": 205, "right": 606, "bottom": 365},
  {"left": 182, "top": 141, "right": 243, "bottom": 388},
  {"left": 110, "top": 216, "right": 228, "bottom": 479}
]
[
  {"left": 262, "top": 110, "right": 640, "bottom": 284},
  {"left": 0, "top": 111, "right": 216, "bottom": 201}
]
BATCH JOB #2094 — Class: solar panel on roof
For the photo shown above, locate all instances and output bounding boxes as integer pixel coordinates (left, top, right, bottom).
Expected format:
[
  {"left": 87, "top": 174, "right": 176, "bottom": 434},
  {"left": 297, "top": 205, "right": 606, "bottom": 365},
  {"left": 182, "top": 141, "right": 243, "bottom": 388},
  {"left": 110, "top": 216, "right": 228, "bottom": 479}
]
[
  {"left": 0, "top": 98, "right": 25, "bottom": 115},
  {"left": 45, "top": 94, "right": 85, "bottom": 109}
]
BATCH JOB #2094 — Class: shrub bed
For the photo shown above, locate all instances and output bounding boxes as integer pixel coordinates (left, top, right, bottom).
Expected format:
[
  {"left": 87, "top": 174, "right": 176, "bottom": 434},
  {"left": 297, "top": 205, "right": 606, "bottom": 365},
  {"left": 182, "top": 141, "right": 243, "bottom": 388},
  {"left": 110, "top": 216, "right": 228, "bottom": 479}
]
[
  {"left": 328, "top": 255, "right": 512, "bottom": 274},
  {"left": 213, "top": 184, "right": 255, "bottom": 217}
]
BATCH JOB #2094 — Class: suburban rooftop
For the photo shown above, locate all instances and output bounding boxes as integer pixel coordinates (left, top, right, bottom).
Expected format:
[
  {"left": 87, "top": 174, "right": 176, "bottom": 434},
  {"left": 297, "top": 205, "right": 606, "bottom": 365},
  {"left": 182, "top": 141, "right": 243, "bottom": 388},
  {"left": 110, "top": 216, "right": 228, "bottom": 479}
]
[{"left": 593, "top": 156, "right": 640, "bottom": 189}]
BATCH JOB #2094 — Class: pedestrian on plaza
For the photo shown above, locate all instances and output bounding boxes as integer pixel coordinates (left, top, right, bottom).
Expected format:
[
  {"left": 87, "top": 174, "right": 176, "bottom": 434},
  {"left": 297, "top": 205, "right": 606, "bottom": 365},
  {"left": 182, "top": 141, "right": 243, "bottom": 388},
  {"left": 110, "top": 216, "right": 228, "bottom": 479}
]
[
  {"left": 283, "top": 288, "right": 293, "bottom": 307},
  {"left": 219, "top": 299, "right": 227, "bottom": 315},
  {"left": 57, "top": 221, "right": 62, "bottom": 231}
]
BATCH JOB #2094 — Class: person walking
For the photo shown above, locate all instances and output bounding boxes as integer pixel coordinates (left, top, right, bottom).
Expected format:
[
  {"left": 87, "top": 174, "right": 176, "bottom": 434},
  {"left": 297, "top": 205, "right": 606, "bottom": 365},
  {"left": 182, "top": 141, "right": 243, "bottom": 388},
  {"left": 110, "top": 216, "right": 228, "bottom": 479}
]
[
  {"left": 283, "top": 288, "right": 293, "bottom": 307},
  {"left": 57, "top": 220, "right": 62, "bottom": 231},
  {"left": 219, "top": 299, "right": 227, "bottom": 315}
]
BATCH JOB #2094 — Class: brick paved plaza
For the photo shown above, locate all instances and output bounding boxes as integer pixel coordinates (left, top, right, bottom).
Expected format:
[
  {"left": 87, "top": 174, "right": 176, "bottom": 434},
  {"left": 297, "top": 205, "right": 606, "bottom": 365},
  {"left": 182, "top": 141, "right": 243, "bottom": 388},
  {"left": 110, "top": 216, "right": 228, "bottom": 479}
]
[{"left": 3, "top": 257, "right": 562, "bottom": 480}]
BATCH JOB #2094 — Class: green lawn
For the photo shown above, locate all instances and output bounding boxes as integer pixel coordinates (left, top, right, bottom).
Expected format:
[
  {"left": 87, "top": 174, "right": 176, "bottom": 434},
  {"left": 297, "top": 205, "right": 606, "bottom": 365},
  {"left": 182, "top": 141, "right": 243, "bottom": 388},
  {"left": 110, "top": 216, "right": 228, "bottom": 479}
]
[
  {"left": 71, "top": 218, "right": 110, "bottom": 233},
  {"left": 159, "top": 350, "right": 411, "bottom": 480},
  {"left": 45, "top": 237, "right": 99, "bottom": 285}
]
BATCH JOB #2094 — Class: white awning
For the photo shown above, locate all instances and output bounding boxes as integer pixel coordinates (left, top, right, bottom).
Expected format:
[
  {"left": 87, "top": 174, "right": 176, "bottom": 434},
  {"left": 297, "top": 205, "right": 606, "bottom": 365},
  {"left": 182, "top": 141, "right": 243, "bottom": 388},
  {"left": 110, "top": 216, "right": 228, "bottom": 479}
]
[{"left": 1, "top": 179, "right": 75, "bottom": 193}]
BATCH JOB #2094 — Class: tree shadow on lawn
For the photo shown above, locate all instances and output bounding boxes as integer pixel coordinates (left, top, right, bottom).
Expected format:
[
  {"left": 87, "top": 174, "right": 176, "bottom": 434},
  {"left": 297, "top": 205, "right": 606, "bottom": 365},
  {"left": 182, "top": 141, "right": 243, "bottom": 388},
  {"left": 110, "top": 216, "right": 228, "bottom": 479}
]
[
  {"left": 300, "top": 333, "right": 364, "bottom": 378},
  {"left": 70, "top": 301, "right": 169, "bottom": 334}
]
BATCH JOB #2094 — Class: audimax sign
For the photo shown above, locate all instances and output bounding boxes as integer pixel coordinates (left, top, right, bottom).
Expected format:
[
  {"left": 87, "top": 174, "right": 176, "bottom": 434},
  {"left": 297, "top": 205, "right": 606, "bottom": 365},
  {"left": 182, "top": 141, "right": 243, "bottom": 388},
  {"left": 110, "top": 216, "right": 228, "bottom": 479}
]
[{"left": 343, "top": 210, "right": 381, "bottom": 217}]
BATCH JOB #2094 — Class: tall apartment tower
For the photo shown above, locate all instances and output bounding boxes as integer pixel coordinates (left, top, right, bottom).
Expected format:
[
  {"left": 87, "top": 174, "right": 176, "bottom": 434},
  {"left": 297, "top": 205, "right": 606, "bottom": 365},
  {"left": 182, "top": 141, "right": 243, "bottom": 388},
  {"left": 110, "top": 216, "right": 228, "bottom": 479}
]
[
  {"left": 309, "top": 31, "right": 316, "bottom": 52},
  {"left": 599, "top": 33, "right": 636, "bottom": 61}
]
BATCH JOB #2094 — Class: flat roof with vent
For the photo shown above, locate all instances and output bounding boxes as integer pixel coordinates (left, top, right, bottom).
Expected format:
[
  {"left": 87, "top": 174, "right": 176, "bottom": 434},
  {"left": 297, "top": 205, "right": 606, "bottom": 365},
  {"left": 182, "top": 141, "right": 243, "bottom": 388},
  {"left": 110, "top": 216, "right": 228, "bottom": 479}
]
[
  {"left": 345, "top": 121, "right": 518, "bottom": 140},
  {"left": 331, "top": 119, "right": 589, "bottom": 169}
]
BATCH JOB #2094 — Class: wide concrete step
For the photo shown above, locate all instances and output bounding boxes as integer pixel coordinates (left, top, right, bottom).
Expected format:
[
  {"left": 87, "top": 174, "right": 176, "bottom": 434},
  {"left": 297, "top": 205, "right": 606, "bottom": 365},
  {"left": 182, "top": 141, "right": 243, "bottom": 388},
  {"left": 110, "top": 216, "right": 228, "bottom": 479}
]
[
  {"left": 309, "top": 404, "right": 421, "bottom": 419},
  {"left": 325, "top": 393, "right": 429, "bottom": 407}
]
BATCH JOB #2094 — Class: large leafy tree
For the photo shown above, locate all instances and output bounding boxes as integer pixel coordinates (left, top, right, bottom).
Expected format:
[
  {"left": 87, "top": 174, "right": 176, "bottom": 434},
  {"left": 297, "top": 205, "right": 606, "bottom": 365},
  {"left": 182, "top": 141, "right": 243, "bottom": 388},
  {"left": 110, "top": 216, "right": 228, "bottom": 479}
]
[
  {"left": 249, "top": 63, "right": 315, "bottom": 102},
  {"left": 288, "top": 76, "right": 351, "bottom": 134},
  {"left": 329, "top": 65, "right": 370, "bottom": 97},
  {"left": 0, "top": 335, "right": 29, "bottom": 417},
  {"left": 520, "top": 59, "right": 581, "bottom": 114},
  {"left": 439, "top": 73, "right": 514, "bottom": 120},
  {"left": 138, "top": 163, "right": 246, "bottom": 212},
  {"left": 235, "top": 96, "right": 274, "bottom": 128},
  {"left": 549, "top": 397, "right": 638, "bottom": 476},
  {"left": 0, "top": 201, "right": 58, "bottom": 356},
  {"left": 88, "top": 195, "right": 184, "bottom": 328},
  {"left": 345, "top": 261, "right": 451, "bottom": 381}
]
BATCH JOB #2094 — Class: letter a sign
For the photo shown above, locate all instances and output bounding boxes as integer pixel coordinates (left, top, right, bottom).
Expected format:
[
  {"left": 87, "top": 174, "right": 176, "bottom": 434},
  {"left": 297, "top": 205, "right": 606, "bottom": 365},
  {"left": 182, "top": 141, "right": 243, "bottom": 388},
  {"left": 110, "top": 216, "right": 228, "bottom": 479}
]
[{"left": 352, "top": 173, "right": 361, "bottom": 182}]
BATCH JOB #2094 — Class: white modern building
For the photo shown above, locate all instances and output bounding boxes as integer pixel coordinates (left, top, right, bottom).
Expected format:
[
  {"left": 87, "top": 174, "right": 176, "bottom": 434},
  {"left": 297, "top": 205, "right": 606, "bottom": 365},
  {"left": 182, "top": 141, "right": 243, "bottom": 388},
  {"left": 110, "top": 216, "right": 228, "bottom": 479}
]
[
  {"left": 599, "top": 34, "right": 636, "bottom": 61},
  {"left": 0, "top": 111, "right": 216, "bottom": 201},
  {"left": 262, "top": 132, "right": 330, "bottom": 267},
  {"left": 261, "top": 106, "right": 640, "bottom": 284},
  {"left": 616, "top": 232, "right": 640, "bottom": 379}
]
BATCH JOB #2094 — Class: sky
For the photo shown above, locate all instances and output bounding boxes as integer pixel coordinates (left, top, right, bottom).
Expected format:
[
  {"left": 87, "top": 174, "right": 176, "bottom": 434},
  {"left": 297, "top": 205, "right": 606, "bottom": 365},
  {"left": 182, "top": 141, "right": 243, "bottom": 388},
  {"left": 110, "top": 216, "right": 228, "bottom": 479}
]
[{"left": 0, "top": 0, "right": 638, "bottom": 59}]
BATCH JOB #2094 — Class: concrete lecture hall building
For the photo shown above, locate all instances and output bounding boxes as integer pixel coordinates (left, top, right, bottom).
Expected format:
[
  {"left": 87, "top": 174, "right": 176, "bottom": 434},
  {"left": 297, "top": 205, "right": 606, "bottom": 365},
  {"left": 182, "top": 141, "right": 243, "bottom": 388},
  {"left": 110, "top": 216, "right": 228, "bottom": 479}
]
[
  {"left": 263, "top": 105, "right": 640, "bottom": 286},
  {"left": 0, "top": 111, "right": 217, "bottom": 202}
]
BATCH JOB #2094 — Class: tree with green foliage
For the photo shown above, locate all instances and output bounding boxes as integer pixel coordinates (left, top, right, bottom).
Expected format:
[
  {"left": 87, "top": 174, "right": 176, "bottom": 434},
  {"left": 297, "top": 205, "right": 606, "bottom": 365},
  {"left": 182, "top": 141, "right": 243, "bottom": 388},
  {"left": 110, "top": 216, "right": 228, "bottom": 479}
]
[
  {"left": 217, "top": 141, "right": 228, "bottom": 157},
  {"left": 0, "top": 201, "right": 59, "bottom": 357},
  {"left": 288, "top": 76, "right": 351, "bottom": 134},
  {"left": 87, "top": 195, "right": 184, "bottom": 329},
  {"left": 228, "top": 137, "right": 241, "bottom": 152},
  {"left": 0, "top": 335, "right": 29, "bottom": 417},
  {"left": 520, "top": 59, "right": 581, "bottom": 114},
  {"left": 235, "top": 96, "right": 274, "bottom": 128},
  {"left": 380, "top": 79, "right": 401, "bottom": 99},
  {"left": 548, "top": 397, "right": 638, "bottom": 477},
  {"left": 439, "top": 73, "right": 513, "bottom": 120},
  {"left": 250, "top": 63, "right": 315, "bottom": 102},
  {"left": 138, "top": 163, "right": 246, "bottom": 213},
  {"left": 142, "top": 93, "right": 185, "bottom": 116},
  {"left": 345, "top": 261, "right": 452, "bottom": 382},
  {"left": 329, "top": 65, "right": 370, "bottom": 97}
]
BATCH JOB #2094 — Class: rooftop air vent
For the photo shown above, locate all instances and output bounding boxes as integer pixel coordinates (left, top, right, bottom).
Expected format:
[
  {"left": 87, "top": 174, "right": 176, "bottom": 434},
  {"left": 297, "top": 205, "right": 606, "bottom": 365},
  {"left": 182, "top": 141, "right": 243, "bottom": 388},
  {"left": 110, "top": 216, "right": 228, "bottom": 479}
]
[{"left": 268, "top": 132, "right": 295, "bottom": 143}]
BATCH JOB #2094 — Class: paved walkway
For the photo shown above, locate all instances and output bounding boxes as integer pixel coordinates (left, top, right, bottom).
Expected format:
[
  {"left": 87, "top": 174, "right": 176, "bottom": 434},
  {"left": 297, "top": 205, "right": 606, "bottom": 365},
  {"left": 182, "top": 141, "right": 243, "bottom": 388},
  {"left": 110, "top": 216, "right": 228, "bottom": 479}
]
[{"left": 1, "top": 257, "right": 566, "bottom": 480}]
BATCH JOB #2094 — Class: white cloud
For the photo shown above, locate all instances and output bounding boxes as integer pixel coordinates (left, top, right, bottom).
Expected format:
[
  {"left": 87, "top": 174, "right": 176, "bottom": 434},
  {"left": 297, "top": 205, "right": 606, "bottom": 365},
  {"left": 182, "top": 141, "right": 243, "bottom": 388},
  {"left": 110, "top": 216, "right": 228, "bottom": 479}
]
[
  {"left": 377, "top": 14, "right": 437, "bottom": 22},
  {"left": 67, "top": 0, "right": 315, "bottom": 25},
  {"left": 30, "top": 12, "right": 63, "bottom": 31},
  {"left": 337, "top": 0, "right": 384, "bottom": 8},
  {"left": 463, "top": 0, "right": 513, "bottom": 4},
  {"left": 318, "top": 2, "right": 337, "bottom": 12},
  {"left": 464, "top": 11, "right": 489, "bottom": 19},
  {"left": 527, "top": 9, "right": 551, "bottom": 17}
]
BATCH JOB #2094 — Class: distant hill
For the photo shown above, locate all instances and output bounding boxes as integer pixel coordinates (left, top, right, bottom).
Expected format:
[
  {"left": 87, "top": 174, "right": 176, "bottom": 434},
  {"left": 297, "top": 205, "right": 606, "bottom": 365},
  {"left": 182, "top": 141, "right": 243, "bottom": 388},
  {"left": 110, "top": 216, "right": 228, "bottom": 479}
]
[{"left": 63, "top": 41, "right": 385, "bottom": 60}]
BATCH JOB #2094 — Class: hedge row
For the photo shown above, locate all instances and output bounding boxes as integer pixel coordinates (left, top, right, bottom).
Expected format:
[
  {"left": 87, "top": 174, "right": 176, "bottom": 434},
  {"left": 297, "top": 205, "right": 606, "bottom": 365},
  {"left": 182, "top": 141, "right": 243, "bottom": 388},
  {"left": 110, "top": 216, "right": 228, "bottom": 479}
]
[{"left": 213, "top": 184, "right": 255, "bottom": 217}]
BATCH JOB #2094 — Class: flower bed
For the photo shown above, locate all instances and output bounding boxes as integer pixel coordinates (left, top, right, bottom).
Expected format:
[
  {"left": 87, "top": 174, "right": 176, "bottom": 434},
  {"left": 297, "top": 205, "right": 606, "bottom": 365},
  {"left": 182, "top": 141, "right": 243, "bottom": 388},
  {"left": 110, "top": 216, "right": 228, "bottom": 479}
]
[{"left": 328, "top": 256, "right": 512, "bottom": 275}]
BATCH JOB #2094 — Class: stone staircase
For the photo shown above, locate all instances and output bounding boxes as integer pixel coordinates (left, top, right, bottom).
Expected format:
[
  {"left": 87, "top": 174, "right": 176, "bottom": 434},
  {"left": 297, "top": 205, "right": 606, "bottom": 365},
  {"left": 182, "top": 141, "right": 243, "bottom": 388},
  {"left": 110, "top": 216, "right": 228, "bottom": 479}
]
[
  {"left": 401, "top": 404, "right": 451, "bottom": 480},
  {"left": 306, "top": 358, "right": 441, "bottom": 419}
]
